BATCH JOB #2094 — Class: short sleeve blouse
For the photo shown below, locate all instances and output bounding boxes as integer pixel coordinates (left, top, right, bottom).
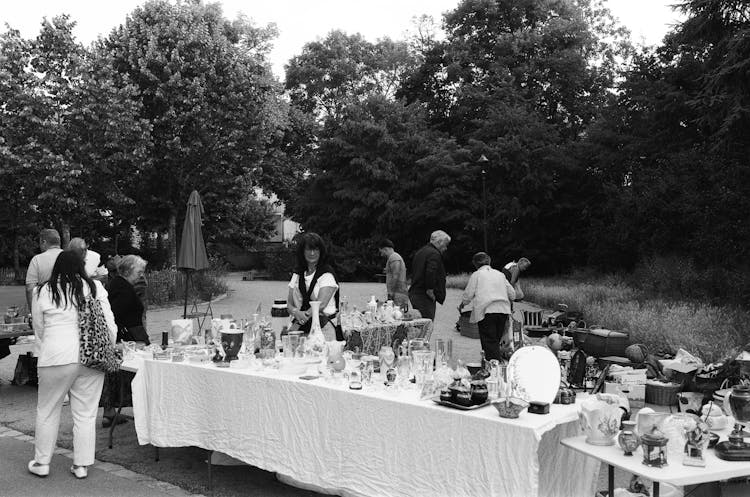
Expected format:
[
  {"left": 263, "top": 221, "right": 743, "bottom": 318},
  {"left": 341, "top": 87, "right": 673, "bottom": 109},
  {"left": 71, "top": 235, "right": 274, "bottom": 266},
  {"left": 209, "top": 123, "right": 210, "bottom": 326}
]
[{"left": 288, "top": 272, "right": 338, "bottom": 316}]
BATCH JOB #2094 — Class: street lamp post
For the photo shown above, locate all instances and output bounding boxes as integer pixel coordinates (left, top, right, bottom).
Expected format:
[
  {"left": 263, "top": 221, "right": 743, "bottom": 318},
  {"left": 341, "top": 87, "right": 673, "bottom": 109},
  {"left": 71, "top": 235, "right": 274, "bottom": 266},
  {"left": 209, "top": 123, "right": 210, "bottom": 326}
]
[{"left": 478, "top": 155, "right": 489, "bottom": 253}]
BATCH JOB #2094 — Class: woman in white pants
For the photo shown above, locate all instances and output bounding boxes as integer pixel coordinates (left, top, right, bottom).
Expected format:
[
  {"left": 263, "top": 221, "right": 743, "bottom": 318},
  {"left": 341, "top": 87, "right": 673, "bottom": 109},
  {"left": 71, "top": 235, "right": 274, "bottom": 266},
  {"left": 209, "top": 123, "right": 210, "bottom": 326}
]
[{"left": 28, "top": 251, "right": 117, "bottom": 479}]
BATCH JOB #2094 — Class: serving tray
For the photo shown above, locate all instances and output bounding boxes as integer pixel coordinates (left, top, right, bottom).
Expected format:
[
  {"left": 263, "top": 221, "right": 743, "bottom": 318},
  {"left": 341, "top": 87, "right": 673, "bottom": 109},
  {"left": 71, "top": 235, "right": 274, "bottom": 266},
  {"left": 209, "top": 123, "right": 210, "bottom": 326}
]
[{"left": 431, "top": 397, "right": 492, "bottom": 411}]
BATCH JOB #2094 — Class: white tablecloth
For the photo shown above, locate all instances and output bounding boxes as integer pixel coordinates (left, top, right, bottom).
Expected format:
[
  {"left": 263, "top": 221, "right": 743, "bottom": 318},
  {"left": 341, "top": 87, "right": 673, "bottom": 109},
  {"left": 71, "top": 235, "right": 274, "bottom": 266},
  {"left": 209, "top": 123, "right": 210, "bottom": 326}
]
[{"left": 132, "top": 359, "right": 598, "bottom": 497}]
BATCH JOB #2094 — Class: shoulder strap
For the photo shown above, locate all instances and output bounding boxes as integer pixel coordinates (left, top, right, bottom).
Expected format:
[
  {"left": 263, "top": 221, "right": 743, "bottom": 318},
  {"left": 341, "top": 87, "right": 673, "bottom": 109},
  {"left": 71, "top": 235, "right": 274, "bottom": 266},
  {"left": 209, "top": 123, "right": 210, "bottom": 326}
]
[{"left": 299, "top": 268, "right": 325, "bottom": 311}]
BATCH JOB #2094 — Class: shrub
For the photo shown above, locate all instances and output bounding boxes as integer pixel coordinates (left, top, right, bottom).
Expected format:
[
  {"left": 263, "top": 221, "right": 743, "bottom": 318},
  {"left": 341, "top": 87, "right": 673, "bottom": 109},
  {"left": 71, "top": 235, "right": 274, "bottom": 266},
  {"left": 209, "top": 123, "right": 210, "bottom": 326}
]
[
  {"left": 523, "top": 275, "right": 750, "bottom": 363},
  {"left": 146, "top": 266, "right": 228, "bottom": 307},
  {"left": 263, "top": 247, "right": 296, "bottom": 280},
  {"left": 446, "top": 273, "right": 471, "bottom": 290},
  {"left": 632, "top": 255, "right": 750, "bottom": 306}
]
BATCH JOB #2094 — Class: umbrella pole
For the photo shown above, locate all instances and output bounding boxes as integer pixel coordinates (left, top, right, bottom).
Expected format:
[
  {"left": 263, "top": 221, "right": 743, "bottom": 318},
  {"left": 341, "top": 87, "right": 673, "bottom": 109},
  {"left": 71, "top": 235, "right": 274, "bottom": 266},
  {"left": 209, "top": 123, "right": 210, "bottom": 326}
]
[{"left": 182, "top": 270, "right": 191, "bottom": 319}]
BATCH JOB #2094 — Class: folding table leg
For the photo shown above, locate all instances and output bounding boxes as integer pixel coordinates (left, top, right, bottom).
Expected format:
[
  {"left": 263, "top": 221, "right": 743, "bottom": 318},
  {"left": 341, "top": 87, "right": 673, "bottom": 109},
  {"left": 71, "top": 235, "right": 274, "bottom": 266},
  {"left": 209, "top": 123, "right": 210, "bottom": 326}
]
[
  {"left": 608, "top": 464, "right": 614, "bottom": 497},
  {"left": 108, "top": 373, "right": 126, "bottom": 449},
  {"left": 207, "top": 449, "right": 213, "bottom": 491}
]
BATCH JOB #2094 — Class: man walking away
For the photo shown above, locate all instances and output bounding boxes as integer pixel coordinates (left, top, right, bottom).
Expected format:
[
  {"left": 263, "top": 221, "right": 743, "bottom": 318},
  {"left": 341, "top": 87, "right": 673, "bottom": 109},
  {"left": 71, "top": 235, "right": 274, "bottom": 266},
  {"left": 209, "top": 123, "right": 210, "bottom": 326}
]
[
  {"left": 378, "top": 239, "right": 410, "bottom": 310},
  {"left": 25, "top": 229, "right": 63, "bottom": 310},
  {"left": 408, "top": 230, "right": 451, "bottom": 320}
]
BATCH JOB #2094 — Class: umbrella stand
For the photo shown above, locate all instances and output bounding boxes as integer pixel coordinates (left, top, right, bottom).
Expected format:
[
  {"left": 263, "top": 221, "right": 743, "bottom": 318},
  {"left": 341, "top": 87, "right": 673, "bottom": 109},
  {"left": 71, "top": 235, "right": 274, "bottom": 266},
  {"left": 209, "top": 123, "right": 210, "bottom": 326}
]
[{"left": 182, "top": 269, "right": 194, "bottom": 319}]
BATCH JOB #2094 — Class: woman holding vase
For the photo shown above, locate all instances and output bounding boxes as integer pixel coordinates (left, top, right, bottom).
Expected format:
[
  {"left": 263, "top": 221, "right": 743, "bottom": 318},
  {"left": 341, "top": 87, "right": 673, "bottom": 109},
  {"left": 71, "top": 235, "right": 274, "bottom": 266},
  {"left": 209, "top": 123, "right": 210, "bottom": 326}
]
[{"left": 287, "top": 233, "right": 340, "bottom": 341}]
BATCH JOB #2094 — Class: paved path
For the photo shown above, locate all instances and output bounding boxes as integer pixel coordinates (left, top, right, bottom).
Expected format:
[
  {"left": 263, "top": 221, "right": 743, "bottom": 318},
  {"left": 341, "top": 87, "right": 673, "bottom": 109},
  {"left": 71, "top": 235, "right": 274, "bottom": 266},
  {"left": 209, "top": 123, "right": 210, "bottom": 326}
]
[
  {"left": 144, "top": 272, "right": 543, "bottom": 364},
  {"left": 0, "top": 428, "right": 202, "bottom": 497}
]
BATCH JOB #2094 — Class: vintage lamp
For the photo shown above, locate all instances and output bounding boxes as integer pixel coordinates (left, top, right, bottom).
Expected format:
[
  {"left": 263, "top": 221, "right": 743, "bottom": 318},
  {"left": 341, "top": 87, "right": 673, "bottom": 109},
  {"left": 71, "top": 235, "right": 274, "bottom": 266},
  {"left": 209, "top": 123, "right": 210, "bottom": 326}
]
[{"left": 715, "top": 385, "right": 750, "bottom": 461}]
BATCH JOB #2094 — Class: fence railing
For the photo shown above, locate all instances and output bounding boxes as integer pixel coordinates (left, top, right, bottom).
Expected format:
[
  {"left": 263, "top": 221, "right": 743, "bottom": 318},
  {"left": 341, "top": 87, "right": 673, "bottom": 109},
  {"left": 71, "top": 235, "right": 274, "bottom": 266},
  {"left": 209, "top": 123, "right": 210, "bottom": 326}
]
[
  {"left": 0, "top": 267, "right": 26, "bottom": 285},
  {"left": 146, "top": 269, "right": 228, "bottom": 307}
]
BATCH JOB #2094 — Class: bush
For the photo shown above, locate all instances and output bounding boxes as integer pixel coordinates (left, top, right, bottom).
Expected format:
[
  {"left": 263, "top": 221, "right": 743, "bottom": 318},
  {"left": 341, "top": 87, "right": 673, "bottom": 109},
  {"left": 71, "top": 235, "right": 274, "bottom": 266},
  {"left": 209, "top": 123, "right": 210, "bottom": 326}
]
[
  {"left": 146, "top": 265, "right": 228, "bottom": 307},
  {"left": 446, "top": 273, "right": 471, "bottom": 290},
  {"left": 263, "top": 247, "right": 296, "bottom": 280},
  {"left": 523, "top": 274, "right": 749, "bottom": 363},
  {"left": 632, "top": 255, "right": 750, "bottom": 307}
]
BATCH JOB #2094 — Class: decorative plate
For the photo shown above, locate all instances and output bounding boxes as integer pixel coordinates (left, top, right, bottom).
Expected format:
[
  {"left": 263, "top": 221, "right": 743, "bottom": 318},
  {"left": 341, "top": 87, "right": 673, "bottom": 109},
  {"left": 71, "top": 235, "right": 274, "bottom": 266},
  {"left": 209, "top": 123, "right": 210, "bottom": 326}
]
[{"left": 507, "top": 345, "right": 561, "bottom": 404}]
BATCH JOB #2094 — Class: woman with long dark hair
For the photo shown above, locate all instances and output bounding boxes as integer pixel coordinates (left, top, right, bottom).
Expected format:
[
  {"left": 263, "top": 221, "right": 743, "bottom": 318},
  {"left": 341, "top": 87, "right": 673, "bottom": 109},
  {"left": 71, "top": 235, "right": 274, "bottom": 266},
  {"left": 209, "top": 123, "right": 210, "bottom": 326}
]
[
  {"left": 286, "top": 233, "right": 339, "bottom": 340},
  {"left": 29, "top": 251, "right": 117, "bottom": 479}
]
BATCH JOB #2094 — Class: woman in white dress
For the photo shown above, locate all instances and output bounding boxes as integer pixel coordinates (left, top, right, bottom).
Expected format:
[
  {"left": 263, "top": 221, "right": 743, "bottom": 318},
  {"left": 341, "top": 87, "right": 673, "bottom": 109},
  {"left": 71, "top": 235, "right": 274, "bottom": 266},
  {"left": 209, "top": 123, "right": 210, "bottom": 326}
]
[
  {"left": 286, "top": 233, "right": 339, "bottom": 341},
  {"left": 28, "top": 251, "right": 117, "bottom": 479}
]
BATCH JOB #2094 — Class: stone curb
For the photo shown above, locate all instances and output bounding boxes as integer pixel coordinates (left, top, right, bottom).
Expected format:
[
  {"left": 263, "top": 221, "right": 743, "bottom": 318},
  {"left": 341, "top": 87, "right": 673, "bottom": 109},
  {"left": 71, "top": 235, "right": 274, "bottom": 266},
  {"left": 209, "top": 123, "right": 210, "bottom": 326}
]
[{"left": 0, "top": 424, "right": 202, "bottom": 495}]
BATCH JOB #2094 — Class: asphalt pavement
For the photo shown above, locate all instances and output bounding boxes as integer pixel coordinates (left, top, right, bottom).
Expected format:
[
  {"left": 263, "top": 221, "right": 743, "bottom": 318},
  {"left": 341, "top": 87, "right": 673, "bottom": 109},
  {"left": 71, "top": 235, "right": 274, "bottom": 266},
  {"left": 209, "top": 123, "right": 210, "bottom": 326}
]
[{"left": 0, "top": 433, "right": 201, "bottom": 497}]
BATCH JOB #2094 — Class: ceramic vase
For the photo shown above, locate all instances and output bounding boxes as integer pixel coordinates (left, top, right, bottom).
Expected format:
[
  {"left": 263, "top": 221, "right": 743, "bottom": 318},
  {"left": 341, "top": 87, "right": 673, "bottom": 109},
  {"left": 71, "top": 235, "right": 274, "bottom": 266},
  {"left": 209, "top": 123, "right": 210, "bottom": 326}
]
[
  {"left": 618, "top": 421, "right": 640, "bottom": 456},
  {"left": 580, "top": 397, "right": 623, "bottom": 446}
]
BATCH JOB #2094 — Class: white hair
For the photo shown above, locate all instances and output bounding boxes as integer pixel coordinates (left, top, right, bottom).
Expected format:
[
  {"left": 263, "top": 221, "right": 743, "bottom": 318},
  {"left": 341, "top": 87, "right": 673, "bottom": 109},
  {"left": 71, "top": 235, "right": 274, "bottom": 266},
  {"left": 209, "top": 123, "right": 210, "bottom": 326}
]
[
  {"left": 430, "top": 230, "right": 451, "bottom": 245},
  {"left": 117, "top": 255, "right": 147, "bottom": 277}
]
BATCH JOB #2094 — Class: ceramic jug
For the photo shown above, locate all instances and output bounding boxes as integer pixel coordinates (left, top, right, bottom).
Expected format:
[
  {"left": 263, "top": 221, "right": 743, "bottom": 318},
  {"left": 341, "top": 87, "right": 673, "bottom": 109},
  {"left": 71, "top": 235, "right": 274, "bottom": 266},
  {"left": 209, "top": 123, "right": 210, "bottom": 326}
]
[
  {"left": 579, "top": 396, "right": 623, "bottom": 446},
  {"left": 325, "top": 340, "right": 346, "bottom": 372}
]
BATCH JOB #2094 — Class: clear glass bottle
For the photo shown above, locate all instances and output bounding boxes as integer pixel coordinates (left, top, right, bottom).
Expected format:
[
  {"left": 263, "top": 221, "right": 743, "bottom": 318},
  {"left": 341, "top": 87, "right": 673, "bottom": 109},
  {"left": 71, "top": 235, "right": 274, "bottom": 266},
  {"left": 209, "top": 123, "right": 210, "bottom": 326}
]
[{"left": 396, "top": 343, "right": 411, "bottom": 385}]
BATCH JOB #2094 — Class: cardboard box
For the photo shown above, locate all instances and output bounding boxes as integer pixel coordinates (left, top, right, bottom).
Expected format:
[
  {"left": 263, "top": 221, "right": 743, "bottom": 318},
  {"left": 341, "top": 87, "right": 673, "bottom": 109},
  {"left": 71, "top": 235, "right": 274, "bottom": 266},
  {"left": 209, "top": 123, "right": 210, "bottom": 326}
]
[
  {"left": 604, "top": 382, "right": 646, "bottom": 409},
  {"left": 610, "top": 369, "right": 647, "bottom": 384}
]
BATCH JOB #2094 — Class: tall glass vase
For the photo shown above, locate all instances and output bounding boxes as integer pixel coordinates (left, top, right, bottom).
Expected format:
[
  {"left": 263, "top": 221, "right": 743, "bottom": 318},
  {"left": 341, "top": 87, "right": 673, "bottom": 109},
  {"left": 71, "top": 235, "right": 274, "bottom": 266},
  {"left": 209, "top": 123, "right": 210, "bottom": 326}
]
[{"left": 305, "top": 301, "right": 326, "bottom": 357}]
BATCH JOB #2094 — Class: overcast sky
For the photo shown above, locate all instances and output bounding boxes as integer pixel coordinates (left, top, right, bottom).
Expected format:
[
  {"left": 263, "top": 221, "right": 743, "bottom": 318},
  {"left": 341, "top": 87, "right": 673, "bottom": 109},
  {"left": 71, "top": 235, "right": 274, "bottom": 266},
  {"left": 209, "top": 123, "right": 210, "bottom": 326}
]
[{"left": 1, "top": 0, "right": 685, "bottom": 79}]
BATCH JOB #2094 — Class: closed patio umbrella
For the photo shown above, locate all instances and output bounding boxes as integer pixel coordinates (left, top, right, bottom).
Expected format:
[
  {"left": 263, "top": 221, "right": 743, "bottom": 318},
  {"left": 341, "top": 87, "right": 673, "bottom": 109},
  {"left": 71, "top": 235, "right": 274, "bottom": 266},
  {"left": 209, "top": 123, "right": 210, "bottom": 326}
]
[{"left": 177, "top": 190, "right": 209, "bottom": 318}]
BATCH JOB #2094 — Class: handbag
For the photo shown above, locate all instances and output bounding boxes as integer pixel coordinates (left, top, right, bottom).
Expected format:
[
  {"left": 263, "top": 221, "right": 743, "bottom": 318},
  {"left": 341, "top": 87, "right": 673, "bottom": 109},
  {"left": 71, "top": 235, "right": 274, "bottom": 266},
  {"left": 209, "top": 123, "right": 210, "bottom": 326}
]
[
  {"left": 78, "top": 296, "right": 122, "bottom": 373},
  {"left": 12, "top": 351, "right": 38, "bottom": 386}
]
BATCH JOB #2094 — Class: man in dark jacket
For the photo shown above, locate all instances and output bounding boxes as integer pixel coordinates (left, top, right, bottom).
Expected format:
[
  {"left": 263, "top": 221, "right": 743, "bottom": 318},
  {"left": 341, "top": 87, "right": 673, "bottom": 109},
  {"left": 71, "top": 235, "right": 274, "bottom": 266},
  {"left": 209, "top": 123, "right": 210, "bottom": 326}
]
[{"left": 408, "top": 230, "right": 451, "bottom": 320}]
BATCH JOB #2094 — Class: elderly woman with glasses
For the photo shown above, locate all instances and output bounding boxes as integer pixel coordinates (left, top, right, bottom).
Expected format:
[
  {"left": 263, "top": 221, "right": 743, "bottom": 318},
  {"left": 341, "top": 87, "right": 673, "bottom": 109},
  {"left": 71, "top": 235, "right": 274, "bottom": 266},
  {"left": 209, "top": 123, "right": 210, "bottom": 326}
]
[{"left": 100, "top": 255, "right": 148, "bottom": 428}]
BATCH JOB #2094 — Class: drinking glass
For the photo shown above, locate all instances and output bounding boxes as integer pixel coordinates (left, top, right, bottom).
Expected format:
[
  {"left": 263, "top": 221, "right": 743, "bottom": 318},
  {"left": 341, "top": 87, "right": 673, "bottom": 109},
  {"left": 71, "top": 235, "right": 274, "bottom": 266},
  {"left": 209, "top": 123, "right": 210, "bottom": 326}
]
[
  {"left": 412, "top": 350, "right": 435, "bottom": 388},
  {"left": 296, "top": 336, "right": 306, "bottom": 358},
  {"left": 435, "top": 339, "right": 453, "bottom": 367},
  {"left": 282, "top": 335, "right": 292, "bottom": 358},
  {"left": 361, "top": 358, "right": 374, "bottom": 384},
  {"left": 122, "top": 341, "right": 136, "bottom": 361},
  {"left": 348, "top": 369, "right": 362, "bottom": 390}
]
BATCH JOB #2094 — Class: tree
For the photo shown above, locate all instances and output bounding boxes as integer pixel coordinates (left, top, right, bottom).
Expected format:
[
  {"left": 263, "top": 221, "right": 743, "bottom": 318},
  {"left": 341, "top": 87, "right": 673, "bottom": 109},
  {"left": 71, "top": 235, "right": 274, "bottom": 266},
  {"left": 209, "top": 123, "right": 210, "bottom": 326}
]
[
  {"left": 285, "top": 30, "right": 417, "bottom": 121},
  {"left": 286, "top": 95, "right": 480, "bottom": 276},
  {"left": 0, "top": 28, "right": 46, "bottom": 277},
  {"left": 582, "top": 0, "right": 750, "bottom": 270},
  {"left": 396, "top": 0, "right": 630, "bottom": 271},
  {"left": 105, "top": 0, "right": 285, "bottom": 265}
]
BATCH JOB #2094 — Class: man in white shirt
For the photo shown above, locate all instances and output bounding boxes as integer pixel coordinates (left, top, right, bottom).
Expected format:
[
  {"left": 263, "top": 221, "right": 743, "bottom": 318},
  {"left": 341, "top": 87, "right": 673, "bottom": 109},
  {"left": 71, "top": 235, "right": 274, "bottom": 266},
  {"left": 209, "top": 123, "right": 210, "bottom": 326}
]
[
  {"left": 67, "top": 238, "right": 109, "bottom": 282},
  {"left": 460, "top": 252, "right": 516, "bottom": 361},
  {"left": 25, "top": 229, "right": 63, "bottom": 310}
]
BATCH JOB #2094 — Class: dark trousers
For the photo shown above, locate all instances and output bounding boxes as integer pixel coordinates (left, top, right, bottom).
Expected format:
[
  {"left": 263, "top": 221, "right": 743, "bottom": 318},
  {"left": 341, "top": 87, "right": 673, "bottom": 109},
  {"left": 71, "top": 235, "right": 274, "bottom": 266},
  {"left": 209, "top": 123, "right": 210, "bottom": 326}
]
[
  {"left": 408, "top": 291, "right": 435, "bottom": 320},
  {"left": 478, "top": 313, "right": 509, "bottom": 362}
]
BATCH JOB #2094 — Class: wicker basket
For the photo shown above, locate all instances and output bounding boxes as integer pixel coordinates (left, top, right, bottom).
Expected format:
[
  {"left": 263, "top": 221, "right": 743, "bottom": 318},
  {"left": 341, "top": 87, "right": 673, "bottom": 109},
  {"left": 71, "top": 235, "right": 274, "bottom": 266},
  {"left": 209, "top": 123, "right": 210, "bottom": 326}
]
[
  {"left": 458, "top": 312, "right": 480, "bottom": 339},
  {"left": 645, "top": 382, "right": 681, "bottom": 406}
]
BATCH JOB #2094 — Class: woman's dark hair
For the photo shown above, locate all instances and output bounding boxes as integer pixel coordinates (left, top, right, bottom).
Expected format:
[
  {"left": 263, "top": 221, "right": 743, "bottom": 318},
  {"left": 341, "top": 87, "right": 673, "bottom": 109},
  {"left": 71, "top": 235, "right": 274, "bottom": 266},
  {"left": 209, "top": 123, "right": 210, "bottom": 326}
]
[
  {"left": 38, "top": 250, "right": 96, "bottom": 308},
  {"left": 294, "top": 232, "right": 330, "bottom": 274}
]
